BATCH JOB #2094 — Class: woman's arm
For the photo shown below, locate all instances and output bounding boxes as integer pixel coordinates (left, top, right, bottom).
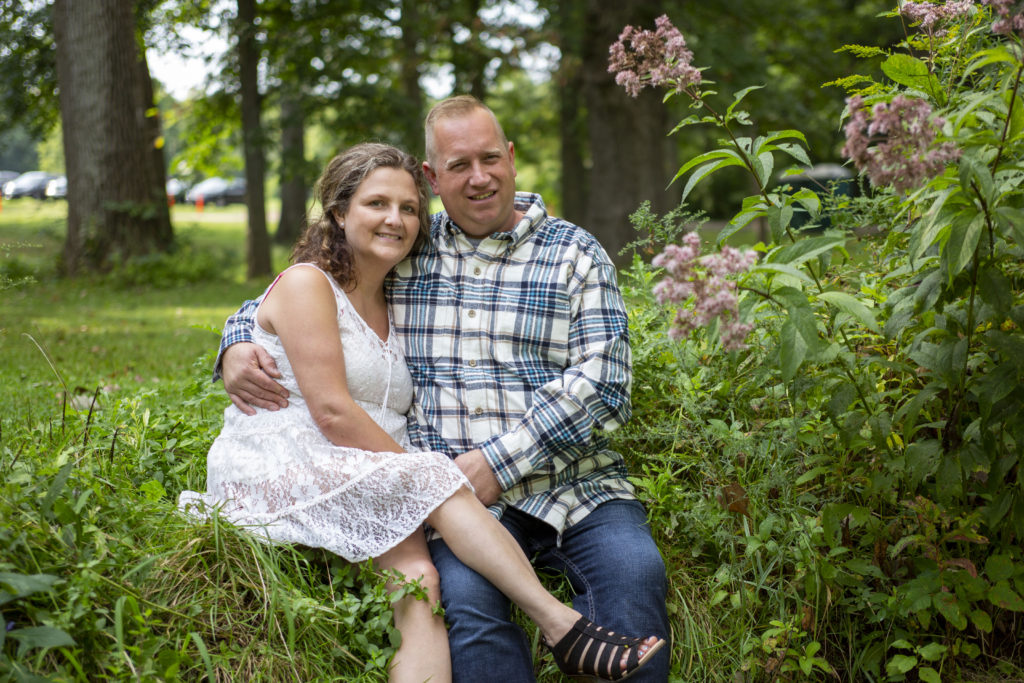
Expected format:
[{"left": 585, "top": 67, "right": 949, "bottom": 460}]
[{"left": 259, "top": 266, "right": 405, "bottom": 453}]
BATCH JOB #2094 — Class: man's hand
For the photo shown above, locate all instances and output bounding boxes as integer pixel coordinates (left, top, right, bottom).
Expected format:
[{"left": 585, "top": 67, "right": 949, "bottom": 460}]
[
  {"left": 222, "top": 342, "right": 290, "bottom": 415},
  {"left": 454, "top": 449, "right": 502, "bottom": 506}
]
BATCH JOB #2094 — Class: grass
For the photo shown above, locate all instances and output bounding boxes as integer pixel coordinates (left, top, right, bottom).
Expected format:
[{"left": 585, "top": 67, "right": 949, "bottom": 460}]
[
  {"left": 4, "top": 199, "right": 1021, "bottom": 682},
  {"left": 1, "top": 198, "right": 288, "bottom": 421},
  {"left": 1, "top": 199, "right": 403, "bottom": 681},
  {"left": 0, "top": 200, "right": 579, "bottom": 681}
]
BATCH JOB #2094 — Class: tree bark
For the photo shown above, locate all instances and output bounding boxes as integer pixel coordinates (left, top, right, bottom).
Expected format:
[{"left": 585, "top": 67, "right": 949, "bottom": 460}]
[
  {"left": 275, "top": 93, "right": 307, "bottom": 246},
  {"left": 237, "top": 0, "right": 272, "bottom": 278},
  {"left": 399, "top": 0, "right": 426, "bottom": 157},
  {"left": 556, "top": 0, "right": 587, "bottom": 227},
  {"left": 580, "top": 0, "right": 676, "bottom": 267},
  {"left": 52, "top": 0, "right": 172, "bottom": 275}
]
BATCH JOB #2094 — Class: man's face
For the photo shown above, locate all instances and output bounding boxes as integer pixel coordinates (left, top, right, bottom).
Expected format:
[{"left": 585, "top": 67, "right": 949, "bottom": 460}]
[{"left": 424, "top": 108, "right": 517, "bottom": 238}]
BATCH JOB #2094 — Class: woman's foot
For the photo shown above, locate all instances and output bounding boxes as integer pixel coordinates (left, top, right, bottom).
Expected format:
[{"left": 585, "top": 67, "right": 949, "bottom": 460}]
[{"left": 547, "top": 615, "right": 665, "bottom": 681}]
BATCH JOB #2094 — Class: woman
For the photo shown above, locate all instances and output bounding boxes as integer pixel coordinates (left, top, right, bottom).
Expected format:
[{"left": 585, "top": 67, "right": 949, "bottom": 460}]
[{"left": 180, "top": 143, "right": 664, "bottom": 682}]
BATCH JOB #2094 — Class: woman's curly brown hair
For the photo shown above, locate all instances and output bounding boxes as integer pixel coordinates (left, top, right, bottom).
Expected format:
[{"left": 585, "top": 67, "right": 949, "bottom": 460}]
[{"left": 291, "top": 143, "right": 431, "bottom": 286}]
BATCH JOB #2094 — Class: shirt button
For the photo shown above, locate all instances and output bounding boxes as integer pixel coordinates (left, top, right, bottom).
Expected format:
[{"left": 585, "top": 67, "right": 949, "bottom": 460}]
[
  {"left": 467, "top": 310, "right": 476, "bottom": 318},
  {"left": 474, "top": 406, "right": 483, "bottom": 415},
  {"left": 468, "top": 359, "right": 477, "bottom": 367},
  {"left": 473, "top": 266, "right": 482, "bottom": 276}
]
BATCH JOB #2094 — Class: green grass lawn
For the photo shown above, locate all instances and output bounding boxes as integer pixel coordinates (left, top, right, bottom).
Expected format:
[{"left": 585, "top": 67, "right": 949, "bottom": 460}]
[{"left": 0, "top": 198, "right": 287, "bottom": 421}]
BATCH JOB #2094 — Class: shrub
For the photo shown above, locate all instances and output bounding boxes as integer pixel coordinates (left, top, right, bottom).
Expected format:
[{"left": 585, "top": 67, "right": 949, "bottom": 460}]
[{"left": 612, "top": 3, "right": 1024, "bottom": 680}]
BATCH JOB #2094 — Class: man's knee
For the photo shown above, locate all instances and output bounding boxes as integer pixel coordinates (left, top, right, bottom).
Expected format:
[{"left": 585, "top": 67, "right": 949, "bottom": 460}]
[{"left": 429, "top": 539, "right": 507, "bottom": 612}]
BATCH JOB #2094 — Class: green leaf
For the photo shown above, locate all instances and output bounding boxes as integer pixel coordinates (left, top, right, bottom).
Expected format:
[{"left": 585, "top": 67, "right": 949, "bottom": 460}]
[
  {"left": 754, "top": 151, "right": 774, "bottom": 188},
  {"left": 913, "top": 270, "right": 943, "bottom": 314},
  {"left": 917, "top": 642, "right": 947, "bottom": 662},
  {"left": 779, "top": 319, "right": 807, "bottom": 382},
  {"left": 0, "top": 572, "right": 61, "bottom": 607},
  {"left": 1008, "top": 87, "right": 1024, "bottom": 141},
  {"left": 767, "top": 233, "right": 846, "bottom": 267},
  {"left": 934, "top": 592, "right": 968, "bottom": 630},
  {"left": 881, "top": 54, "right": 942, "bottom": 101},
  {"left": 672, "top": 149, "right": 744, "bottom": 185},
  {"left": 795, "top": 465, "right": 832, "bottom": 486},
  {"left": 994, "top": 206, "right": 1024, "bottom": 245},
  {"left": 719, "top": 209, "right": 766, "bottom": 245},
  {"left": 989, "top": 580, "right": 1024, "bottom": 612},
  {"left": 762, "top": 129, "right": 809, "bottom": 146},
  {"left": 726, "top": 85, "right": 764, "bottom": 121},
  {"left": 886, "top": 653, "right": 918, "bottom": 676},
  {"left": 959, "top": 153, "right": 994, "bottom": 205},
  {"left": 904, "top": 439, "right": 941, "bottom": 487},
  {"left": 40, "top": 461, "right": 74, "bottom": 520},
  {"left": 750, "top": 262, "right": 814, "bottom": 284},
  {"left": 789, "top": 187, "right": 822, "bottom": 216},
  {"left": 964, "top": 46, "right": 1020, "bottom": 76},
  {"left": 919, "top": 667, "right": 942, "bottom": 683},
  {"left": 8, "top": 626, "right": 76, "bottom": 656},
  {"left": 970, "top": 609, "right": 993, "bottom": 633},
  {"left": 817, "top": 291, "right": 879, "bottom": 332},
  {"left": 913, "top": 188, "right": 956, "bottom": 260},
  {"left": 677, "top": 157, "right": 746, "bottom": 202},
  {"left": 774, "top": 142, "right": 812, "bottom": 167},
  {"left": 140, "top": 478, "right": 167, "bottom": 502},
  {"left": 942, "top": 212, "right": 983, "bottom": 281},
  {"left": 985, "top": 554, "right": 1016, "bottom": 582},
  {"left": 977, "top": 267, "right": 1013, "bottom": 317}
]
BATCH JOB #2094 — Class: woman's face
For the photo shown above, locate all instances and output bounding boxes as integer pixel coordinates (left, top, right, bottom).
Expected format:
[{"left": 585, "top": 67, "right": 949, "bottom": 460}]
[{"left": 339, "top": 166, "right": 422, "bottom": 272}]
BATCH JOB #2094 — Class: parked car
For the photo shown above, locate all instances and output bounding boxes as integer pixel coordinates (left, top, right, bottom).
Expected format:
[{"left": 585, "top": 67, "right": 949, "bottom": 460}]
[
  {"left": 2, "top": 171, "right": 57, "bottom": 200},
  {"left": 166, "top": 177, "right": 190, "bottom": 203},
  {"left": 0, "top": 170, "right": 19, "bottom": 187},
  {"left": 184, "top": 177, "right": 246, "bottom": 206},
  {"left": 45, "top": 175, "right": 67, "bottom": 200},
  {"left": 775, "top": 163, "right": 856, "bottom": 232}
]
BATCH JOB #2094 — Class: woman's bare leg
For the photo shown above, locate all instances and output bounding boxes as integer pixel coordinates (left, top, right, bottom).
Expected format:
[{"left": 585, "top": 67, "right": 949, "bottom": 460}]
[
  {"left": 426, "top": 486, "right": 659, "bottom": 665},
  {"left": 374, "top": 531, "right": 452, "bottom": 683}
]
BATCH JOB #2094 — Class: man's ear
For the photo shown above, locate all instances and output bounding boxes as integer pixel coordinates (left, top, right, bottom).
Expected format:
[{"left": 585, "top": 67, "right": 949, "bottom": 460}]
[
  {"left": 508, "top": 141, "right": 517, "bottom": 179},
  {"left": 423, "top": 160, "right": 440, "bottom": 194}
]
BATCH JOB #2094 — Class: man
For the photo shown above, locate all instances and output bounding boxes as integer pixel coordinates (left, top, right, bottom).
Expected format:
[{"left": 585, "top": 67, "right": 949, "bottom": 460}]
[{"left": 218, "top": 95, "right": 670, "bottom": 682}]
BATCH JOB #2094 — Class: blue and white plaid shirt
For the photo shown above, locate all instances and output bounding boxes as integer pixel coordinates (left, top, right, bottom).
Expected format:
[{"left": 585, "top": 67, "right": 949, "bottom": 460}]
[{"left": 217, "top": 192, "right": 636, "bottom": 535}]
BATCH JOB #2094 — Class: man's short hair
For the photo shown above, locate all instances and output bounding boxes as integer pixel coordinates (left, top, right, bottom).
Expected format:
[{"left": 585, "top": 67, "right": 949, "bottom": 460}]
[{"left": 424, "top": 94, "right": 509, "bottom": 165}]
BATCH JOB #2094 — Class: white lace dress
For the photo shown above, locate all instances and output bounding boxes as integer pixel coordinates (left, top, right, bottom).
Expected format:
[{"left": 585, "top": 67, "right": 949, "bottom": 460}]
[{"left": 179, "top": 264, "right": 469, "bottom": 562}]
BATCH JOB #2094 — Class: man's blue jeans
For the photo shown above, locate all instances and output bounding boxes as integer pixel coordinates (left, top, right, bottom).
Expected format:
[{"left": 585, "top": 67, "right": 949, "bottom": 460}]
[{"left": 427, "top": 499, "right": 671, "bottom": 682}]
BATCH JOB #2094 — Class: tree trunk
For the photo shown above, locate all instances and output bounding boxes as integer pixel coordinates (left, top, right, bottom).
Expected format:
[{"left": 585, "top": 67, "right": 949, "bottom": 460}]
[
  {"left": 52, "top": 0, "right": 172, "bottom": 275},
  {"left": 237, "top": 0, "right": 271, "bottom": 278},
  {"left": 275, "top": 93, "right": 307, "bottom": 246},
  {"left": 399, "top": 0, "right": 426, "bottom": 157},
  {"left": 556, "top": 0, "right": 587, "bottom": 227},
  {"left": 580, "top": 0, "right": 676, "bottom": 267}
]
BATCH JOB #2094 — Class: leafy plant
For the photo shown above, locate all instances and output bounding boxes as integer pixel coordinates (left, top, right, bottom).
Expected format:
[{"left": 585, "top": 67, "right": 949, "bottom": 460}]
[{"left": 613, "top": 3, "right": 1024, "bottom": 680}]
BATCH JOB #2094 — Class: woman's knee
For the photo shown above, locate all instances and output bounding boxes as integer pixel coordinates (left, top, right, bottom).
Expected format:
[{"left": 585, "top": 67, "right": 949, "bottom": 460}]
[{"left": 392, "top": 555, "right": 441, "bottom": 595}]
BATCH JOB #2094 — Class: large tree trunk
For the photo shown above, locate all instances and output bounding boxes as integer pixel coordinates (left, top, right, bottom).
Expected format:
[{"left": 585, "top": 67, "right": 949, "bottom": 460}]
[
  {"left": 52, "top": 0, "right": 172, "bottom": 275},
  {"left": 237, "top": 0, "right": 272, "bottom": 278},
  {"left": 581, "top": 0, "right": 676, "bottom": 267},
  {"left": 275, "top": 93, "right": 307, "bottom": 246}
]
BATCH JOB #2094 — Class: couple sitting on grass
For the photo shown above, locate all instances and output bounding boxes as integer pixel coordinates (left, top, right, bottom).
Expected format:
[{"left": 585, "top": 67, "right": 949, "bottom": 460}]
[{"left": 179, "top": 95, "right": 670, "bottom": 683}]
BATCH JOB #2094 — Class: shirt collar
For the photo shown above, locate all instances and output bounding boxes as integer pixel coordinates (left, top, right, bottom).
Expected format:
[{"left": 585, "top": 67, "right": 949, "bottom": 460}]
[{"left": 433, "top": 192, "right": 547, "bottom": 252}]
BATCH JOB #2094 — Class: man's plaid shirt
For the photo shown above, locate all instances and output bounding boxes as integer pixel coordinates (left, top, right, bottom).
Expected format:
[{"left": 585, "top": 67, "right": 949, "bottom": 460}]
[{"left": 217, "top": 192, "right": 636, "bottom": 536}]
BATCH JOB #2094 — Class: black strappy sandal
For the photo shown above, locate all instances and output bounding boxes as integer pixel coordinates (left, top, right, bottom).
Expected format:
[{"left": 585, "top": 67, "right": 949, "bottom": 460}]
[{"left": 549, "top": 616, "right": 665, "bottom": 681}]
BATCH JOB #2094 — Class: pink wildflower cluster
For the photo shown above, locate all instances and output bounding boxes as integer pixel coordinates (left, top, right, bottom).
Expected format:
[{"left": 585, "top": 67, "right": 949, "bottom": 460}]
[
  {"left": 841, "top": 95, "right": 961, "bottom": 193},
  {"left": 607, "top": 15, "right": 702, "bottom": 98},
  {"left": 651, "top": 232, "right": 757, "bottom": 350},
  {"left": 981, "top": 0, "right": 1024, "bottom": 35},
  {"left": 901, "top": 0, "right": 974, "bottom": 31}
]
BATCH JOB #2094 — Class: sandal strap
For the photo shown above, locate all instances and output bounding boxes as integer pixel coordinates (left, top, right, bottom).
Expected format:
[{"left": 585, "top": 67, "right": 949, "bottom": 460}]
[{"left": 550, "top": 616, "right": 649, "bottom": 681}]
